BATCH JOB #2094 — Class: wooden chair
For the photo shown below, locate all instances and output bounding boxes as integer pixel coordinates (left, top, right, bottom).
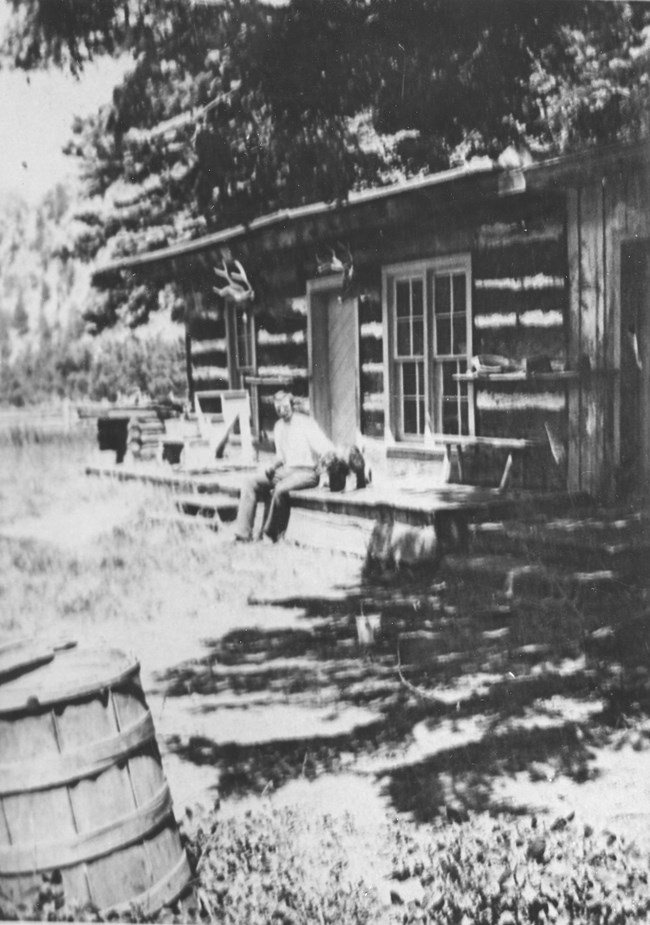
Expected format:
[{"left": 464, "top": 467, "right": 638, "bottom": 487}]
[
  {"left": 159, "top": 390, "right": 254, "bottom": 468},
  {"left": 434, "top": 434, "right": 541, "bottom": 492},
  {"left": 193, "top": 389, "right": 254, "bottom": 464}
]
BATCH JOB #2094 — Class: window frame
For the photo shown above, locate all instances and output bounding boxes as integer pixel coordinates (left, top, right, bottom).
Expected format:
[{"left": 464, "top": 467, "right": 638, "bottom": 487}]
[
  {"left": 383, "top": 254, "right": 474, "bottom": 443},
  {"left": 392, "top": 274, "right": 426, "bottom": 439},
  {"left": 234, "top": 305, "right": 255, "bottom": 374}
]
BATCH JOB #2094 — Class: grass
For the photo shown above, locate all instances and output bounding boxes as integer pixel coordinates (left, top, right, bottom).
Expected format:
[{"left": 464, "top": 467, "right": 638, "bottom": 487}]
[
  {"left": 0, "top": 430, "right": 360, "bottom": 651},
  {"left": 4, "top": 432, "right": 650, "bottom": 922}
]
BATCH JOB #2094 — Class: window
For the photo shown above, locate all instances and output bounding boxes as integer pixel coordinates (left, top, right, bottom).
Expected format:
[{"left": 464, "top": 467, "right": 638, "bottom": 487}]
[
  {"left": 394, "top": 277, "right": 425, "bottom": 437},
  {"left": 431, "top": 268, "right": 471, "bottom": 435},
  {"left": 385, "top": 256, "right": 473, "bottom": 440}
]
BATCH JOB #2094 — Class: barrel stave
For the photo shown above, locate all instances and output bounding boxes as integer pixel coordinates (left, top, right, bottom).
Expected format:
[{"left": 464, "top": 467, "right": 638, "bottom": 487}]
[{"left": 0, "top": 648, "right": 191, "bottom": 915}]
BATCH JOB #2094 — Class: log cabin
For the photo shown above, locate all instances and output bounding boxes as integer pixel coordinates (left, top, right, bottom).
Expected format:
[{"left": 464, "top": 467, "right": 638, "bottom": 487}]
[{"left": 92, "top": 139, "right": 650, "bottom": 501}]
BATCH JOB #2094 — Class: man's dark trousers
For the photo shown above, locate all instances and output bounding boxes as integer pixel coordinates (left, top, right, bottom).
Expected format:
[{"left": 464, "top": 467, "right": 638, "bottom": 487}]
[{"left": 234, "top": 466, "right": 319, "bottom": 541}]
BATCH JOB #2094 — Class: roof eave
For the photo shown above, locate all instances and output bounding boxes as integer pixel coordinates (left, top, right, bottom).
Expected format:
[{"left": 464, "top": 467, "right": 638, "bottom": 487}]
[{"left": 91, "top": 161, "right": 499, "bottom": 285}]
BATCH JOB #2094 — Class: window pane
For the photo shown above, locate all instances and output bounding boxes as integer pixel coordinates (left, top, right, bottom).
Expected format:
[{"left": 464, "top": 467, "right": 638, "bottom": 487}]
[
  {"left": 402, "top": 362, "right": 416, "bottom": 395},
  {"left": 442, "top": 400, "right": 459, "bottom": 434},
  {"left": 416, "top": 361, "right": 424, "bottom": 397},
  {"left": 436, "top": 317, "right": 451, "bottom": 355},
  {"left": 442, "top": 362, "right": 456, "bottom": 396},
  {"left": 460, "top": 398, "right": 469, "bottom": 435},
  {"left": 452, "top": 273, "right": 466, "bottom": 312},
  {"left": 435, "top": 274, "right": 451, "bottom": 313},
  {"left": 397, "top": 318, "right": 411, "bottom": 356},
  {"left": 403, "top": 398, "right": 418, "bottom": 435},
  {"left": 412, "top": 319, "right": 424, "bottom": 355},
  {"left": 236, "top": 310, "right": 252, "bottom": 368},
  {"left": 412, "top": 279, "right": 423, "bottom": 317},
  {"left": 453, "top": 314, "right": 467, "bottom": 356},
  {"left": 396, "top": 280, "right": 410, "bottom": 318}
]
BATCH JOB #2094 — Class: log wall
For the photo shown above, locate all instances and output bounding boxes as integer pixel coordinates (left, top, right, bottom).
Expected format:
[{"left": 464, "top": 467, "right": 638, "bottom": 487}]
[
  {"left": 176, "top": 148, "right": 650, "bottom": 497},
  {"left": 185, "top": 289, "right": 229, "bottom": 394},
  {"left": 358, "top": 289, "right": 385, "bottom": 439},
  {"left": 253, "top": 296, "right": 310, "bottom": 440}
]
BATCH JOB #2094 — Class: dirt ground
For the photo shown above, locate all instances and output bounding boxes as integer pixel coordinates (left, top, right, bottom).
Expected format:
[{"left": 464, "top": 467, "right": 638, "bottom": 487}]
[{"left": 3, "top": 433, "right": 650, "bottom": 906}]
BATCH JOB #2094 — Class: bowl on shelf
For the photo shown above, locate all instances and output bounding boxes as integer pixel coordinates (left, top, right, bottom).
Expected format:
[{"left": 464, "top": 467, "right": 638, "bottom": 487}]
[{"left": 471, "top": 354, "right": 521, "bottom": 375}]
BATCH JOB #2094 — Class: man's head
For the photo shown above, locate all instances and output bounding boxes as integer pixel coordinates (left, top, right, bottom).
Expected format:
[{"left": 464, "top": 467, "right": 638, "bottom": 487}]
[{"left": 273, "top": 390, "right": 294, "bottom": 422}]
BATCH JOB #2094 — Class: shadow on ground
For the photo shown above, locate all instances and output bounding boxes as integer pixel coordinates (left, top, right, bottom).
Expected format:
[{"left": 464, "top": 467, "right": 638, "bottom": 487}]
[{"left": 158, "top": 565, "right": 650, "bottom": 821}]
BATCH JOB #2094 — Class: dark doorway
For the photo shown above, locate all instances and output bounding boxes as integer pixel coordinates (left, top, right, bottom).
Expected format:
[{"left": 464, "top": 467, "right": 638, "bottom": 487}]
[{"left": 620, "top": 242, "right": 650, "bottom": 498}]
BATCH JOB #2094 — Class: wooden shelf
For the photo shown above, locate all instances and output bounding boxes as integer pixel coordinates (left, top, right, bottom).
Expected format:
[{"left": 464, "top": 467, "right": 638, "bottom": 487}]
[
  {"left": 243, "top": 376, "right": 299, "bottom": 387},
  {"left": 453, "top": 371, "right": 580, "bottom": 383}
]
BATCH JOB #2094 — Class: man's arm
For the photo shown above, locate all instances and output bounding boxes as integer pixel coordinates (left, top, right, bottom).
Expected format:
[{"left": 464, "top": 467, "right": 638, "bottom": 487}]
[
  {"left": 265, "top": 420, "right": 286, "bottom": 478},
  {"left": 305, "top": 417, "right": 335, "bottom": 459}
]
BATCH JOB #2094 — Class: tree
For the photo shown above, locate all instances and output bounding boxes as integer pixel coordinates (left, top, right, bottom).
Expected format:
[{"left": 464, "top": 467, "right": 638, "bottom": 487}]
[
  {"left": 12, "top": 292, "right": 29, "bottom": 336},
  {"left": 5, "top": 0, "right": 650, "bottom": 331}
]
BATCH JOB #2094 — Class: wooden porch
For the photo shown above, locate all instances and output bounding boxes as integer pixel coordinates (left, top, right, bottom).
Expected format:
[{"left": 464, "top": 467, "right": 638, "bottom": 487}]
[{"left": 85, "top": 457, "right": 589, "bottom": 558}]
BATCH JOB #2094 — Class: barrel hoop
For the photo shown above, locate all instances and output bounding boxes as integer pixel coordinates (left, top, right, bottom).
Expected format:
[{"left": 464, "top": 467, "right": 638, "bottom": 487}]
[
  {"left": 0, "top": 711, "right": 156, "bottom": 795},
  {"left": 0, "top": 651, "right": 141, "bottom": 714},
  {"left": 0, "top": 782, "right": 173, "bottom": 874},
  {"left": 104, "top": 850, "right": 192, "bottom": 917}
]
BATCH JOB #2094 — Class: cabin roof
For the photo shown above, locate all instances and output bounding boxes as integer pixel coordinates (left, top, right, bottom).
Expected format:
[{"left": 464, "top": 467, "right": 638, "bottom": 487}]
[{"left": 91, "top": 137, "right": 650, "bottom": 286}]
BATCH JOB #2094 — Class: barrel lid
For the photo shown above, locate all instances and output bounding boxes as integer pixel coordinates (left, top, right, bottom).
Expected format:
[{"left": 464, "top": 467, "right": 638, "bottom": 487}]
[
  {"left": 0, "top": 646, "right": 140, "bottom": 715},
  {"left": 0, "top": 638, "right": 55, "bottom": 685}
]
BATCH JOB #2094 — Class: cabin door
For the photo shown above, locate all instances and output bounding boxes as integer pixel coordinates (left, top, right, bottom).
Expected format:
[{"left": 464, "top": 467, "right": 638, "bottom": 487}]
[
  {"left": 308, "top": 288, "right": 359, "bottom": 446},
  {"left": 620, "top": 242, "right": 650, "bottom": 497}
]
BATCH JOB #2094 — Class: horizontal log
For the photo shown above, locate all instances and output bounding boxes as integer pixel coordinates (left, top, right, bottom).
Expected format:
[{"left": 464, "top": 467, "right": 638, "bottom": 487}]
[
  {"left": 360, "top": 321, "right": 383, "bottom": 340},
  {"left": 256, "top": 342, "right": 307, "bottom": 369},
  {"left": 473, "top": 238, "right": 566, "bottom": 280},
  {"left": 473, "top": 328, "right": 565, "bottom": 362},
  {"left": 476, "top": 390, "right": 566, "bottom": 412},
  {"left": 188, "top": 316, "right": 226, "bottom": 341},
  {"left": 475, "top": 217, "right": 564, "bottom": 250},
  {"left": 475, "top": 407, "right": 565, "bottom": 439},
  {"left": 361, "top": 371, "right": 384, "bottom": 395},
  {"left": 359, "top": 295, "right": 382, "bottom": 325},
  {"left": 359, "top": 338, "right": 384, "bottom": 365},
  {"left": 473, "top": 286, "right": 566, "bottom": 319},
  {"left": 257, "top": 329, "right": 306, "bottom": 346},
  {"left": 190, "top": 338, "right": 227, "bottom": 355}
]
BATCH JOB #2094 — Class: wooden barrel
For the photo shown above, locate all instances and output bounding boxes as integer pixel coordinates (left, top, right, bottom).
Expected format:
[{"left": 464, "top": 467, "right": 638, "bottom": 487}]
[{"left": 0, "top": 646, "right": 192, "bottom": 916}]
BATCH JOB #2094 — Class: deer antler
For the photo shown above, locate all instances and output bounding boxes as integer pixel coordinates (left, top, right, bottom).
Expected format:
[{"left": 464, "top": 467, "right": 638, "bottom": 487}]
[
  {"left": 316, "top": 247, "right": 344, "bottom": 275},
  {"left": 213, "top": 260, "right": 254, "bottom": 303},
  {"left": 337, "top": 241, "right": 354, "bottom": 292}
]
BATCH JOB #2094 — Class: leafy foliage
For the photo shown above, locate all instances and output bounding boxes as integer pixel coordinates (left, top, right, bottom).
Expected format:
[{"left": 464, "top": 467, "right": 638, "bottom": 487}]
[
  {"left": 5, "top": 806, "right": 650, "bottom": 923},
  {"left": 0, "top": 319, "right": 187, "bottom": 405},
  {"left": 6, "top": 1, "right": 650, "bottom": 329},
  {"left": 387, "top": 812, "right": 650, "bottom": 924}
]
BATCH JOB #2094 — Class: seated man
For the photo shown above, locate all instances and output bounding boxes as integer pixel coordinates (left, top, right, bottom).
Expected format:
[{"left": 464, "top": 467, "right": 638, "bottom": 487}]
[{"left": 233, "top": 391, "right": 334, "bottom": 543}]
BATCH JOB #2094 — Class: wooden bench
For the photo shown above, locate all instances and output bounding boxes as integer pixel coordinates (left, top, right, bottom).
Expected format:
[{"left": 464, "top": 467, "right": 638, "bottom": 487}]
[{"left": 433, "top": 434, "right": 541, "bottom": 492}]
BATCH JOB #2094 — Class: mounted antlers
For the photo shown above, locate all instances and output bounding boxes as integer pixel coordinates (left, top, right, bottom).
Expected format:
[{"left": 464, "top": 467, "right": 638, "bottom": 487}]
[
  {"left": 316, "top": 242, "right": 354, "bottom": 292},
  {"left": 213, "top": 260, "right": 255, "bottom": 304}
]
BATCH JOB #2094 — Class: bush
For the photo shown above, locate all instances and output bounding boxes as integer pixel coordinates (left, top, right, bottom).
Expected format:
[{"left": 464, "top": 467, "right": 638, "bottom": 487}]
[
  {"left": 4, "top": 803, "right": 650, "bottom": 923},
  {"left": 387, "top": 812, "right": 650, "bottom": 924}
]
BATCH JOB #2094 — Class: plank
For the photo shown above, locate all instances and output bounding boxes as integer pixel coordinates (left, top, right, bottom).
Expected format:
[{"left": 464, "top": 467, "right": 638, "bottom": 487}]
[
  {"left": 566, "top": 187, "right": 582, "bottom": 492},
  {"left": 111, "top": 690, "right": 182, "bottom": 890},
  {"left": 580, "top": 181, "right": 606, "bottom": 495},
  {"left": 603, "top": 169, "right": 626, "bottom": 494},
  {"left": 173, "top": 492, "right": 238, "bottom": 515}
]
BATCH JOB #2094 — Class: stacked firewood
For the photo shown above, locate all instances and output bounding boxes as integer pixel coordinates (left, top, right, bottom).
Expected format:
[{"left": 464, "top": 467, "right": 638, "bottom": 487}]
[{"left": 126, "top": 413, "right": 166, "bottom": 461}]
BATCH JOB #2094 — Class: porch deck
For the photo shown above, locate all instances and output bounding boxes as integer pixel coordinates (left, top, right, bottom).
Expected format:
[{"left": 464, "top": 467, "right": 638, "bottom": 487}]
[{"left": 85, "top": 458, "right": 587, "bottom": 529}]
